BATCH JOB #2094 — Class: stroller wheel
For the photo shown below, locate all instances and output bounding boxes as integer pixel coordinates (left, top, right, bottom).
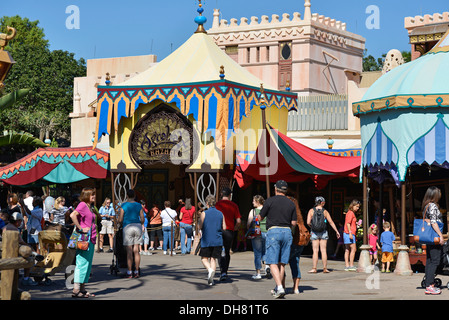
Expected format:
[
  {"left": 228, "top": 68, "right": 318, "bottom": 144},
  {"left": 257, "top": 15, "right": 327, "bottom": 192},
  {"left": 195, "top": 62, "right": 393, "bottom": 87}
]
[
  {"left": 435, "top": 278, "right": 442, "bottom": 288},
  {"left": 421, "top": 279, "right": 426, "bottom": 288}
]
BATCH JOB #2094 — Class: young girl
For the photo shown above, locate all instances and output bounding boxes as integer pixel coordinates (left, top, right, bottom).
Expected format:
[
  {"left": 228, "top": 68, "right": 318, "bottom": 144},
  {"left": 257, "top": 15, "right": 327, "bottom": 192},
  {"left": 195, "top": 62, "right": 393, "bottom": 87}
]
[{"left": 368, "top": 224, "right": 380, "bottom": 265}]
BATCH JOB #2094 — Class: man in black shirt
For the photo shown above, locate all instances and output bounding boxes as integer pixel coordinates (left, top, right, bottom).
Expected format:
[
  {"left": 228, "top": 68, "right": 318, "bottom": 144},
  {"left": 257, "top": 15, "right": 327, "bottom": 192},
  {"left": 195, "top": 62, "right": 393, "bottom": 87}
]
[{"left": 258, "top": 180, "right": 296, "bottom": 298}]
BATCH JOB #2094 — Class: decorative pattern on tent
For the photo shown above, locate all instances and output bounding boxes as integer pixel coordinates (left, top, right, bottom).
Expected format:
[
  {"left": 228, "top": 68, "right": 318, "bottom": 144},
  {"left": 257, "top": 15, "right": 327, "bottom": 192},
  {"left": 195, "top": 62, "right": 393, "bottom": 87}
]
[
  {"left": 0, "top": 147, "right": 109, "bottom": 185},
  {"left": 234, "top": 125, "right": 360, "bottom": 189},
  {"left": 95, "top": 79, "right": 297, "bottom": 143},
  {"left": 363, "top": 122, "right": 399, "bottom": 168},
  {"left": 407, "top": 114, "right": 449, "bottom": 166}
]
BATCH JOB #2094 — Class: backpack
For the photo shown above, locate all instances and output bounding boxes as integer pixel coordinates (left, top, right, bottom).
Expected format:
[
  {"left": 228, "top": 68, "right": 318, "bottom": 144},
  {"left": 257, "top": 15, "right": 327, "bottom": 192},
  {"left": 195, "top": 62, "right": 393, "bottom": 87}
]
[{"left": 311, "top": 207, "right": 326, "bottom": 232}]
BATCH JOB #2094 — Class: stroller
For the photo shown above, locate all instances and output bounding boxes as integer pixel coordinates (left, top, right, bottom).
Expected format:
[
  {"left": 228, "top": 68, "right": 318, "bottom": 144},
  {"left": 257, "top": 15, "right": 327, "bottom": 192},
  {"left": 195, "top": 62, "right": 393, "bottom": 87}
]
[
  {"left": 109, "top": 226, "right": 127, "bottom": 276},
  {"left": 29, "top": 229, "right": 76, "bottom": 285},
  {"left": 109, "top": 226, "right": 139, "bottom": 276},
  {"left": 420, "top": 242, "right": 449, "bottom": 289}
]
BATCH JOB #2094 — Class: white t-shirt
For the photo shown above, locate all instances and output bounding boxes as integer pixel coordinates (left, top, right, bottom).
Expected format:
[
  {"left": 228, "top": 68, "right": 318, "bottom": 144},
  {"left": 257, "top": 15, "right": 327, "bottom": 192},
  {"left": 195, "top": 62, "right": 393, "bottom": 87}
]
[
  {"left": 161, "top": 208, "right": 177, "bottom": 227},
  {"left": 24, "top": 196, "right": 34, "bottom": 211}
]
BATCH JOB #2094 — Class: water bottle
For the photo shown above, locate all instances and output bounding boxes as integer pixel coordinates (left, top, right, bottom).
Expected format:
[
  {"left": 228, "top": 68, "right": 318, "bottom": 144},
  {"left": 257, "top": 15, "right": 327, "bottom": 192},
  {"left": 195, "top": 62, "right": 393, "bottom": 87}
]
[{"left": 221, "top": 246, "right": 225, "bottom": 257}]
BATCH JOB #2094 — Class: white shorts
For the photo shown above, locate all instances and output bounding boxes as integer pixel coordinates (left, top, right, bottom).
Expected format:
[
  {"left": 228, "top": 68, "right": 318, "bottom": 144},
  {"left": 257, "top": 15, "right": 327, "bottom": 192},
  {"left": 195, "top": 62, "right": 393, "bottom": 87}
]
[
  {"left": 100, "top": 220, "right": 114, "bottom": 234},
  {"left": 123, "top": 223, "right": 142, "bottom": 246}
]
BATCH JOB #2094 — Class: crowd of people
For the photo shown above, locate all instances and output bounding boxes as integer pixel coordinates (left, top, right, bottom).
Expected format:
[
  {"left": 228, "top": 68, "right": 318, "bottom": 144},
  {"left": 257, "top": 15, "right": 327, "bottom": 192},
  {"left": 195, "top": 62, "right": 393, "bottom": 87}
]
[{"left": 1, "top": 183, "right": 444, "bottom": 298}]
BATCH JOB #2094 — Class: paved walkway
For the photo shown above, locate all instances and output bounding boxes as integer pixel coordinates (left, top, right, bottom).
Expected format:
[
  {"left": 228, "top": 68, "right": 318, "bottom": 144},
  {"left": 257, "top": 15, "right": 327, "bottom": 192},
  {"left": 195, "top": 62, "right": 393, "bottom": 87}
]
[{"left": 23, "top": 247, "right": 449, "bottom": 302}]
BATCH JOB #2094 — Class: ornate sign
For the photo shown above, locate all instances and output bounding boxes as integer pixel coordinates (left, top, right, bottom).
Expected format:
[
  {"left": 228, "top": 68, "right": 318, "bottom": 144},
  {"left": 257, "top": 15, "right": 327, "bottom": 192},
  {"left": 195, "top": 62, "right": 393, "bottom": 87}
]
[{"left": 130, "top": 107, "right": 198, "bottom": 166}]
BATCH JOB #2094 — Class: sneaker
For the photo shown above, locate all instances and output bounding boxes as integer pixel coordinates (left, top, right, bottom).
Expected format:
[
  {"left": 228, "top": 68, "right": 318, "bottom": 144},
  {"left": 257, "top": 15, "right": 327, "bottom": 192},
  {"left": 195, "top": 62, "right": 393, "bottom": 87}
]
[
  {"left": 272, "top": 287, "right": 285, "bottom": 299},
  {"left": 107, "top": 249, "right": 113, "bottom": 253},
  {"left": 252, "top": 274, "right": 262, "bottom": 280},
  {"left": 265, "top": 267, "right": 272, "bottom": 279},
  {"left": 425, "top": 286, "right": 441, "bottom": 295},
  {"left": 163, "top": 251, "right": 168, "bottom": 255},
  {"left": 156, "top": 246, "right": 162, "bottom": 250},
  {"left": 219, "top": 273, "right": 228, "bottom": 281},
  {"left": 207, "top": 269, "right": 215, "bottom": 286},
  {"left": 21, "top": 278, "right": 38, "bottom": 286},
  {"left": 149, "top": 247, "right": 155, "bottom": 251}
]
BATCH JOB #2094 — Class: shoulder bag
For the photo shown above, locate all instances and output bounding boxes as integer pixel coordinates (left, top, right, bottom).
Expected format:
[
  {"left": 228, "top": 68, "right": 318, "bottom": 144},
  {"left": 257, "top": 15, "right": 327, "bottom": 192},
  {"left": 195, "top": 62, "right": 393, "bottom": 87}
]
[
  {"left": 413, "top": 204, "right": 444, "bottom": 245},
  {"left": 245, "top": 209, "right": 261, "bottom": 239}
]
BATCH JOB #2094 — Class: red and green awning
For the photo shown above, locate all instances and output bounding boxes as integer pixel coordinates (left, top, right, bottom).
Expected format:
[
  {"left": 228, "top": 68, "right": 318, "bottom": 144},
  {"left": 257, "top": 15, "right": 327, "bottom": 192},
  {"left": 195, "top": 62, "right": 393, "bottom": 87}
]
[{"left": 235, "top": 125, "right": 360, "bottom": 189}]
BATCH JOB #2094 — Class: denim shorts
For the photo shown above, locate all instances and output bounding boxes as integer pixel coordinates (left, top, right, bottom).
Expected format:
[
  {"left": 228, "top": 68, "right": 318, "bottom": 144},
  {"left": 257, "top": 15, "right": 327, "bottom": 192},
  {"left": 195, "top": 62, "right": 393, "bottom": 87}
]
[
  {"left": 343, "top": 232, "right": 356, "bottom": 244},
  {"left": 265, "top": 227, "right": 292, "bottom": 265},
  {"left": 311, "top": 230, "right": 329, "bottom": 241}
]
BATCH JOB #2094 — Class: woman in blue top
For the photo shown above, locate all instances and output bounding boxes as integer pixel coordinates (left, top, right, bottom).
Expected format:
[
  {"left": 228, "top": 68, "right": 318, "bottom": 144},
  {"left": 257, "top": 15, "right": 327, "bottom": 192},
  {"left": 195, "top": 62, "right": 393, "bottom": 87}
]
[
  {"left": 118, "top": 189, "right": 145, "bottom": 278},
  {"left": 199, "top": 195, "right": 226, "bottom": 286}
]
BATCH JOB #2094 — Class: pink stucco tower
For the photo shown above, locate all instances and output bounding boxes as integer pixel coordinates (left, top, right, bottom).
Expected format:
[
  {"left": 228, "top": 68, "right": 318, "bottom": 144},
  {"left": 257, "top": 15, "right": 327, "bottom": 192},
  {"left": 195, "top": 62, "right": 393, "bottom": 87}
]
[{"left": 207, "top": 0, "right": 365, "bottom": 96}]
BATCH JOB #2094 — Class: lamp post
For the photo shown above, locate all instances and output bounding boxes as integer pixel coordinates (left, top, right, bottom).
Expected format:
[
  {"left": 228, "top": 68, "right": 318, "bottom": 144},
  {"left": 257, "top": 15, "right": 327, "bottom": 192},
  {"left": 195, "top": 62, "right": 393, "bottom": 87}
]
[
  {"left": 259, "top": 84, "right": 270, "bottom": 198},
  {"left": 0, "top": 26, "right": 17, "bottom": 89}
]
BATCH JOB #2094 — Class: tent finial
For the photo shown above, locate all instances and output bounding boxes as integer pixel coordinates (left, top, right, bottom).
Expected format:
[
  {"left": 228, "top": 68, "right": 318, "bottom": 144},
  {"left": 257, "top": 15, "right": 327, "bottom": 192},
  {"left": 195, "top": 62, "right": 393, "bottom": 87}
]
[{"left": 194, "top": 0, "right": 208, "bottom": 34}]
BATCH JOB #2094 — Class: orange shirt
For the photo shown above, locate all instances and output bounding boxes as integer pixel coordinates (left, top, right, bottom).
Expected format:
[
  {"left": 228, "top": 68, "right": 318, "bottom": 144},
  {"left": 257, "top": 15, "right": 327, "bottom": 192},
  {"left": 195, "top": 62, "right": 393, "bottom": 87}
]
[
  {"left": 148, "top": 207, "right": 162, "bottom": 225},
  {"left": 344, "top": 210, "right": 357, "bottom": 234}
]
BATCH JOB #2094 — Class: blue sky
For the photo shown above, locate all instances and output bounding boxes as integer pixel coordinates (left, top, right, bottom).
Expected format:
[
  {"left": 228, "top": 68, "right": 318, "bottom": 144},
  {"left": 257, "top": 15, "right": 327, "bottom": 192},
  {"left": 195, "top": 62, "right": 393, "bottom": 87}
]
[{"left": 3, "top": 0, "right": 448, "bottom": 62}]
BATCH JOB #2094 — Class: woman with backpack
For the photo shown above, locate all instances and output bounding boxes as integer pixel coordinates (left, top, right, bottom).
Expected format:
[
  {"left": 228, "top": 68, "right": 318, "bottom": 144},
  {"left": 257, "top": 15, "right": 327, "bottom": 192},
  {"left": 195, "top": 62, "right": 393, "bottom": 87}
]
[{"left": 306, "top": 196, "right": 340, "bottom": 273}]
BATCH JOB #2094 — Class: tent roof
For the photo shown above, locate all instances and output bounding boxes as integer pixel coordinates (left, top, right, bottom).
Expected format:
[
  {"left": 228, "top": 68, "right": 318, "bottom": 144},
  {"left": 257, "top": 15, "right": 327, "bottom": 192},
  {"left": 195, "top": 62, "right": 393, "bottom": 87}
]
[
  {"left": 115, "top": 32, "right": 275, "bottom": 90},
  {"left": 235, "top": 125, "right": 360, "bottom": 189},
  {"left": 353, "top": 29, "right": 449, "bottom": 116},
  {"left": 0, "top": 147, "right": 109, "bottom": 185}
]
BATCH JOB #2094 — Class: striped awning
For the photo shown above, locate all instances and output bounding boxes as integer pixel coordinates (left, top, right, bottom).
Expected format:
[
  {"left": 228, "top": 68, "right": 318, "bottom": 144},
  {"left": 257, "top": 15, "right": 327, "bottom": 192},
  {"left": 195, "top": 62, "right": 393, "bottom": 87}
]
[
  {"left": 363, "top": 123, "right": 398, "bottom": 168},
  {"left": 407, "top": 115, "right": 449, "bottom": 166}
]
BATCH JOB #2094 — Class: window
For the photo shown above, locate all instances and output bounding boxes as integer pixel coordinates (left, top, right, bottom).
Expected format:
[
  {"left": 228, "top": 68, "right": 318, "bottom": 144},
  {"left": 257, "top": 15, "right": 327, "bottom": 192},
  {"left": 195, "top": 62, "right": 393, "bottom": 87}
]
[{"left": 280, "top": 42, "right": 292, "bottom": 60}]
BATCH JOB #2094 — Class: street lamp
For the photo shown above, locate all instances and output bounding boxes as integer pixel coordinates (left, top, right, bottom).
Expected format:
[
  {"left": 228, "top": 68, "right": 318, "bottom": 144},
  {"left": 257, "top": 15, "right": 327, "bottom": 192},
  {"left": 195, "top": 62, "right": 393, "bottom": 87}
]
[{"left": 0, "top": 26, "right": 17, "bottom": 88}]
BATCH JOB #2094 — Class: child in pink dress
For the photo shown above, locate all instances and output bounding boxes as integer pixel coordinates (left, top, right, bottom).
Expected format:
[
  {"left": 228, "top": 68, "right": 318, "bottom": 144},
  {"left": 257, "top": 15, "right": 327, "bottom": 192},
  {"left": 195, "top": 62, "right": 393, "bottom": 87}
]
[{"left": 368, "top": 224, "right": 380, "bottom": 265}]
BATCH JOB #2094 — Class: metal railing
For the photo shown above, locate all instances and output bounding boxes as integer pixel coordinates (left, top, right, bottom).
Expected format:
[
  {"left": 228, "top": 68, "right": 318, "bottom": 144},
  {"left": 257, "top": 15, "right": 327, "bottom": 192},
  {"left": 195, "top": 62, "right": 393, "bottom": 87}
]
[{"left": 287, "top": 94, "right": 348, "bottom": 131}]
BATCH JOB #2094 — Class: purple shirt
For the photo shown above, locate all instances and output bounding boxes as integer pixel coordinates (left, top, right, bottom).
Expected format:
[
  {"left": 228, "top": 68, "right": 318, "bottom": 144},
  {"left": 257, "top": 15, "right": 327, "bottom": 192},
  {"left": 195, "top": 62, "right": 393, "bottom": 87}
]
[{"left": 76, "top": 202, "right": 97, "bottom": 244}]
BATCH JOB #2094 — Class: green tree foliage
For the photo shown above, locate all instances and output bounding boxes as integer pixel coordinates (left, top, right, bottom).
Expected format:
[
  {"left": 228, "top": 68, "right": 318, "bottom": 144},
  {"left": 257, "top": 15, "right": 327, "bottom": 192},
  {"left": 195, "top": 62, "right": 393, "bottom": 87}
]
[
  {"left": 362, "top": 49, "right": 383, "bottom": 72},
  {"left": 0, "top": 15, "right": 86, "bottom": 142},
  {"left": 363, "top": 49, "right": 412, "bottom": 72}
]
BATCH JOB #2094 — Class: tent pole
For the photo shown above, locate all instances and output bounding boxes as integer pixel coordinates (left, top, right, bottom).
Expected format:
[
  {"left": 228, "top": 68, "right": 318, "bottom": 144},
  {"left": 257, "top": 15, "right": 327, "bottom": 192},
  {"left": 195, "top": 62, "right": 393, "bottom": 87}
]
[
  {"left": 401, "top": 181, "right": 406, "bottom": 245},
  {"left": 260, "top": 84, "right": 270, "bottom": 198},
  {"left": 363, "top": 168, "right": 368, "bottom": 245}
]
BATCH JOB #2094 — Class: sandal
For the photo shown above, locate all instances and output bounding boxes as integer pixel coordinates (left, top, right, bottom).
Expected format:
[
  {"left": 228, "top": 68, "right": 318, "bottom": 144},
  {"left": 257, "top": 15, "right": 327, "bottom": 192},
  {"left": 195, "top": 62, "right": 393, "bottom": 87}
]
[
  {"left": 323, "top": 269, "right": 330, "bottom": 273},
  {"left": 80, "top": 291, "right": 95, "bottom": 298},
  {"left": 308, "top": 269, "right": 317, "bottom": 273},
  {"left": 72, "top": 291, "right": 88, "bottom": 298}
]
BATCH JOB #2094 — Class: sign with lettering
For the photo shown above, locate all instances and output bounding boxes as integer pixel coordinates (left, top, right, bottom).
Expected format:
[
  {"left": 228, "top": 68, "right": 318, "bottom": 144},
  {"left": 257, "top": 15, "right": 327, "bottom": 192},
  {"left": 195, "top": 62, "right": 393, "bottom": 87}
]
[{"left": 130, "top": 108, "right": 198, "bottom": 166}]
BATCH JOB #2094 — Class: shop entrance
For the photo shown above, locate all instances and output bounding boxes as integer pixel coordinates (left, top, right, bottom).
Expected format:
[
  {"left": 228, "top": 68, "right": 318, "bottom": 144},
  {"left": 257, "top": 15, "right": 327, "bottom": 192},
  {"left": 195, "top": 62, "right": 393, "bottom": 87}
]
[{"left": 134, "top": 169, "right": 169, "bottom": 207}]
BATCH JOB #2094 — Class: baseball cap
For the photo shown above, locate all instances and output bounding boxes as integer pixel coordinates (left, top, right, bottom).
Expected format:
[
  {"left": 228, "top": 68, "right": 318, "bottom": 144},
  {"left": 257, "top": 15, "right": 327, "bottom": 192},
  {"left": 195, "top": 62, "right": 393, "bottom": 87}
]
[
  {"left": 10, "top": 212, "right": 23, "bottom": 221},
  {"left": 274, "top": 180, "right": 288, "bottom": 191}
]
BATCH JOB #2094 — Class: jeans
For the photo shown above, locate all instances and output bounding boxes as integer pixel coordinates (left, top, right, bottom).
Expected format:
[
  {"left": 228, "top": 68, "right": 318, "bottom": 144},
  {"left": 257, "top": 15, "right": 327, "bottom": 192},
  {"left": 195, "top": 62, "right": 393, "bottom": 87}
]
[
  {"left": 162, "top": 225, "right": 175, "bottom": 251},
  {"left": 265, "top": 227, "right": 292, "bottom": 265},
  {"left": 180, "top": 222, "right": 193, "bottom": 254},
  {"left": 289, "top": 245, "right": 304, "bottom": 279},
  {"left": 251, "top": 232, "right": 267, "bottom": 270},
  {"left": 425, "top": 244, "right": 442, "bottom": 287},
  {"left": 219, "top": 230, "right": 234, "bottom": 275}
]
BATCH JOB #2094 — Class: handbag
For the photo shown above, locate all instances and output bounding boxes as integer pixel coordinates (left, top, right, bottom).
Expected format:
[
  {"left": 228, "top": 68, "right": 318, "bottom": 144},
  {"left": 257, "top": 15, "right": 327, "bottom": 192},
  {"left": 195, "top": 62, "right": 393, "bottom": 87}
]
[
  {"left": 68, "top": 228, "right": 82, "bottom": 249},
  {"left": 298, "top": 223, "right": 311, "bottom": 246},
  {"left": 245, "top": 209, "right": 261, "bottom": 239},
  {"left": 67, "top": 214, "right": 94, "bottom": 250},
  {"left": 413, "top": 204, "right": 444, "bottom": 245}
]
